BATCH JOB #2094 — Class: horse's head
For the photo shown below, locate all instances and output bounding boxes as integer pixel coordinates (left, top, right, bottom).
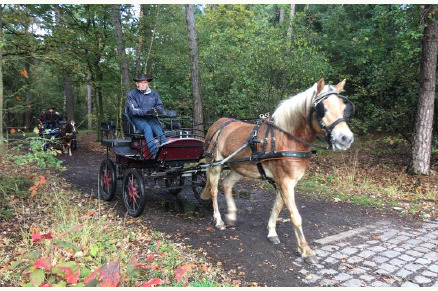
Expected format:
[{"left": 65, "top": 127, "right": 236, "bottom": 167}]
[
  {"left": 312, "top": 78, "right": 354, "bottom": 150},
  {"left": 62, "top": 120, "right": 77, "bottom": 136},
  {"left": 69, "top": 120, "right": 77, "bottom": 134}
]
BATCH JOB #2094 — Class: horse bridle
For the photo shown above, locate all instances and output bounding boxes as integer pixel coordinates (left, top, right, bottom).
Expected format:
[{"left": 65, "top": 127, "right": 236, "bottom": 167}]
[{"left": 309, "top": 91, "right": 355, "bottom": 147}]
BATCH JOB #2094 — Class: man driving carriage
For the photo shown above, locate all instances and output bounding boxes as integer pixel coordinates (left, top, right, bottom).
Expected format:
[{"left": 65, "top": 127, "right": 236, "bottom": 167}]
[
  {"left": 40, "top": 107, "right": 61, "bottom": 130},
  {"left": 127, "top": 74, "right": 167, "bottom": 156}
]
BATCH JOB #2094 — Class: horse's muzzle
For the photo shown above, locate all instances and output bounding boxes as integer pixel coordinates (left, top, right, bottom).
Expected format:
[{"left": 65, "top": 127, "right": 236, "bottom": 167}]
[{"left": 331, "top": 129, "right": 354, "bottom": 150}]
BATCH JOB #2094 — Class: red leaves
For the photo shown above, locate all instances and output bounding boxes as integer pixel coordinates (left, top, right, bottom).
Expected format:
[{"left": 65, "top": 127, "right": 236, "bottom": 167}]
[
  {"left": 32, "top": 233, "right": 53, "bottom": 243},
  {"left": 141, "top": 278, "right": 164, "bottom": 287},
  {"left": 20, "top": 68, "right": 28, "bottom": 78},
  {"left": 175, "top": 264, "right": 190, "bottom": 284},
  {"left": 98, "top": 261, "right": 120, "bottom": 287},
  {"left": 57, "top": 266, "right": 80, "bottom": 284},
  {"left": 34, "top": 257, "right": 51, "bottom": 271}
]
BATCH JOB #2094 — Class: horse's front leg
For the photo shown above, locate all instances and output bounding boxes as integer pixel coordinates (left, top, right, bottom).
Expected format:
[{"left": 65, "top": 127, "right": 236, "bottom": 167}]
[
  {"left": 267, "top": 192, "right": 284, "bottom": 244},
  {"left": 207, "top": 166, "right": 225, "bottom": 230},
  {"left": 222, "top": 170, "right": 242, "bottom": 226},
  {"left": 279, "top": 180, "right": 315, "bottom": 259}
]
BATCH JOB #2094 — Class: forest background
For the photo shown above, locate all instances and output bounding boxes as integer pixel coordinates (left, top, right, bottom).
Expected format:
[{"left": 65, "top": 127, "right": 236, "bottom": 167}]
[{"left": 0, "top": 4, "right": 437, "bottom": 172}]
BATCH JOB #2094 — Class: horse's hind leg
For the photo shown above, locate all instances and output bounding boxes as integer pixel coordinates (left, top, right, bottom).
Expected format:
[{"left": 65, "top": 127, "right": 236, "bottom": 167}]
[
  {"left": 267, "top": 192, "right": 284, "bottom": 244},
  {"left": 204, "top": 166, "right": 225, "bottom": 230},
  {"left": 222, "top": 170, "right": 242, "bottom": 226}
]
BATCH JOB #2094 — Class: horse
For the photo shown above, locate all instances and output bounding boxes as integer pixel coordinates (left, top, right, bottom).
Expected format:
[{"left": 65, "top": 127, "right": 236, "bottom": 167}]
[
  {"left": 59, "top": 119, "right": 77, "bottom": 156},
  {"left": 201, "top": 78, "right": 354, "bottom": 261}
]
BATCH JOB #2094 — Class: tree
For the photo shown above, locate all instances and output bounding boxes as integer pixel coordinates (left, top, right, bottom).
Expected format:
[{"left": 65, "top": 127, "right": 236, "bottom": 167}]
[
  {"left": 112, "top": 4, "right": 130, "bottom": 137},
  {"left": 0, "top": 5, "right": 5, "bottom": 155},
  {"left": 409, "top": 5, "right": 438, "bottom": 175},
  {"left": 185, "top": 4, "right": 204, "bottom": 137}
]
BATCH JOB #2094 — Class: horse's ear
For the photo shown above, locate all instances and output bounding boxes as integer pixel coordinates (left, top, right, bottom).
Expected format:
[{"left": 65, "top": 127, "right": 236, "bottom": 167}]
[
  {"left": 334, "top": 79, "right": 346, "bottom": 92},
  {"left": 316, "top": 78, "right": 325, "bottom": 95}
]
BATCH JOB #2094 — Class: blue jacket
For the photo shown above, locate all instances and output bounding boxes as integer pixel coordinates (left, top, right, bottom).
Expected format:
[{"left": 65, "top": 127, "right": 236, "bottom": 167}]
[{"left": 127, "top": 88, "right": 164, "bottom": 116}]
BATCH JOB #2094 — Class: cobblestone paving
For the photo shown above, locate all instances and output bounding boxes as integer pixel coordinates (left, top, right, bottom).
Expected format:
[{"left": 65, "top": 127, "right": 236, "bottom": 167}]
[{"left": 293, "top": 220, "right": 438, "bottom": 287}]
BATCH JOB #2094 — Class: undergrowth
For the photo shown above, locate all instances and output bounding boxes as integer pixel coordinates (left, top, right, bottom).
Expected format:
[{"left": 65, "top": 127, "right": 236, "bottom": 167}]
[{"left": 0, "top": 145, "right": 230, "bottom": 287}]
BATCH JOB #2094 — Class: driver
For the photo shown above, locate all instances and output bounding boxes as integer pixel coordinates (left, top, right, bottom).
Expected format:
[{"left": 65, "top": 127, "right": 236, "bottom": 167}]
[
  {"left": 127, "top": 74, "right": 166, "bottom": 156},
  {"left": 42, "top": 107, "right": 60, "bottom": 129}
]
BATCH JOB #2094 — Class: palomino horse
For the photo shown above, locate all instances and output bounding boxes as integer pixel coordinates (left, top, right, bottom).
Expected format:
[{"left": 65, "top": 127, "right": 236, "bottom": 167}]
[
  {"left": 60, "top": 119, "right": 77, "bottom": 156},
  {"left": 201, "top": 79, "right": 354, "bottom": 260}
]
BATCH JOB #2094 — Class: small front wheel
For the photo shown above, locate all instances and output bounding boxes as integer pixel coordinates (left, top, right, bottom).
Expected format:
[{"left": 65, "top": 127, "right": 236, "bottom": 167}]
[
  {"left": 98, "top": 159, "right": 117, "bottom": 201},
  {"left": 122, "top": 169, "right": 146, "bottom": 217}
]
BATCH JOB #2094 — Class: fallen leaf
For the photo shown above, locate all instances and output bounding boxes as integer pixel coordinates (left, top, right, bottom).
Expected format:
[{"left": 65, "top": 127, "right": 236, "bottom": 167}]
[
  {"left": 34, "top": 257, "right": 51, "bottom": 271},
  {"left": 98, "top": 261, "right": 120, "bottom": 287},
  {"left": 141, "top": 278, "right": 164, "bottom": 287}
]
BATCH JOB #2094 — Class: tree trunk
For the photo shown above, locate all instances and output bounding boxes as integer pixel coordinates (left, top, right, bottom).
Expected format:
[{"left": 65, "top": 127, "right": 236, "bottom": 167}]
[
  {"left": 112, "top": 4, "right": 130, "bottom": 96},
  {"left": 55, "top": 5, "right": 74, "bottom": 121},
  {"left": 409, "top": 5, "right": 438, "bottom": 175},
  {"left": 64, "top": 74, "right": 74, "bottom": 120},
  {"left": 279, "top": 7, "right": 285, "bottom": 23},
  {"left": 286, "top": 4, "right": 296, "bottom": 43},
  {"left": 86, "top": 74, "right": 92, "bottom": 130},
  {"left": 0, "top": 5, "right": 5, "bottom": 155},
  {"left": 135, "top": 4, "right": 145, "bottom": 76},
  {"left": 112, "top": 4, "right": 130, "bottom": 138},
  {"left": 185, "top": 4, "right": 204, "bottom": 138},
  {"left": 24, "top": 59, "right": 32, "bottom": 130}
]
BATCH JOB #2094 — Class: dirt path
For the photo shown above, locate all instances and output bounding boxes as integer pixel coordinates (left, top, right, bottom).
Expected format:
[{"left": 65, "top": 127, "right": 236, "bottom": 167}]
[{"left": 59, "top": 134, "right": 436, "bottom": 287}]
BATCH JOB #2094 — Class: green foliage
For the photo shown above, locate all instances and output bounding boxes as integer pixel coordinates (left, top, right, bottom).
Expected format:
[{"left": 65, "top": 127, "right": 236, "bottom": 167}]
[
  {"left": 1, "top": 4, "right": 435, "bottom": 139},
  {"left": 8, "top": 138, "right": 64, "bottom": 170}
]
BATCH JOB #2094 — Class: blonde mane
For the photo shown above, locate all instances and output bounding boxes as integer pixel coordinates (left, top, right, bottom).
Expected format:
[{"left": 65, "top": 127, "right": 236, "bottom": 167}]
[
  {"left": 272, "top": 82, "right": 336, "bottom": 133},
  {"left": 272, "top": 83, "right": 316, "bottom": 133}
]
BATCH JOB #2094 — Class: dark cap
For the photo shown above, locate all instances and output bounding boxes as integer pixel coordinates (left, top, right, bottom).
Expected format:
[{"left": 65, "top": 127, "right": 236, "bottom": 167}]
[{"left": 133, "top": 74, "right": 153, "bottom": 82}]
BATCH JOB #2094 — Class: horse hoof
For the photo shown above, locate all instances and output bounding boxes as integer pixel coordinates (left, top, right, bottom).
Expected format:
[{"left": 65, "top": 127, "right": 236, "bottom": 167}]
[
  {"left": 303, "top": 256, "right": 318, "bottom": 264},
  {"left": 225, "top": 217, "right": 236, "bottom": 227},
  {"left": 215, "top": 224, "right": 226, "bottom": 230},
  {"left": 267, "top": 236, "right": 280, "bottom": 244}
]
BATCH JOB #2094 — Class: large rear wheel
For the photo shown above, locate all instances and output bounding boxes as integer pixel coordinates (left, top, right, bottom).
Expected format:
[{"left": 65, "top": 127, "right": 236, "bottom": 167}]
[
  {"left": 122, "top": 169, "right": 146, "bottom": 217},
  {"left": 192, "top": 171, "right": 211, "bottom": 206},
  {"left": 98, "top": 159, "right": 117, "bottom": 201}
]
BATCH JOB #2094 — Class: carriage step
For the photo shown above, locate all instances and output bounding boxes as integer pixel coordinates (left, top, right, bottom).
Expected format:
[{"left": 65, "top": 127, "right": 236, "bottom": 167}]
[{"left": 101, "top": 139, "right": 132, "bottom": 147}]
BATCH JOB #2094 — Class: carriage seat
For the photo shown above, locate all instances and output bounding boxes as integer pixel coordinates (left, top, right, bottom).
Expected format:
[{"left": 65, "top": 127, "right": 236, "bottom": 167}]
[{"left": 122, "top": 105, "right": 178, "bottom": 138}]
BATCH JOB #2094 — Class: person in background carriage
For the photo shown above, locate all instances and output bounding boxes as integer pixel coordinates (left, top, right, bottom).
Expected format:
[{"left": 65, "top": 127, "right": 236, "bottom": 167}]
[
  {"left": 127, "top": 74, "right": 167, "bottom": 156},
  {"left": 42, "top": 107, "right": 61, "bottom": 129}
]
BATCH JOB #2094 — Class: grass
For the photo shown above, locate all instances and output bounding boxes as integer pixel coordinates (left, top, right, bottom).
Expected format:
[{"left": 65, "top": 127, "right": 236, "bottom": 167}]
[
  {"left": 0, "top": 155, "right": 231, "bottom": 287},
  {"left": 299, "top": 141, "right": 437, "bottom": 218}
]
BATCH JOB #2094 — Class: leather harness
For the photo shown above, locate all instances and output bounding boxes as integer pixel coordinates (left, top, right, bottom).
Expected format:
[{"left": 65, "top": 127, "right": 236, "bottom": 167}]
[{"left": 202, "top": 91, "right": 354, "bottom": 187}]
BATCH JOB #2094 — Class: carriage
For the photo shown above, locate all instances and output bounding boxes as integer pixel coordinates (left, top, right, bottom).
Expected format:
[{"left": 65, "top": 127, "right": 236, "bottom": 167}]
[
  {"left": 99, "top": 79, "right": 355, "bottom": 261},
  {"left": 98, "top": 108, "right": 210, "bottom": 217},
  {"left": 39, "top": 119, "right": 78, "bottom": 152}
]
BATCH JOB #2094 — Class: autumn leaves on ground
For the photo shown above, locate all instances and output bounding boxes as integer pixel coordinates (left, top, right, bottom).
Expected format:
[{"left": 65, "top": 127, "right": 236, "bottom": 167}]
[
  {"left": 0, "top": 133, "right": 437, "bottom": 286},
  {"left": 0, "top": 143, "right": 230, "bottom": 287}
]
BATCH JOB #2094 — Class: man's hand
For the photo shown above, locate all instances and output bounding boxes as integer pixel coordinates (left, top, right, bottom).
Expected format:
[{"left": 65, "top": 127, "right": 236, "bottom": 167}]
[{"left": 145, "top": 108, "right": 158, "bottom": 116}]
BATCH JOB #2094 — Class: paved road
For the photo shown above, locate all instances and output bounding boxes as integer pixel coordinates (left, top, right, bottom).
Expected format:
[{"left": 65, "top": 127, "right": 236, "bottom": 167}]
[{"left": 291, "top": 220, "right": 438, "bottom": 287}]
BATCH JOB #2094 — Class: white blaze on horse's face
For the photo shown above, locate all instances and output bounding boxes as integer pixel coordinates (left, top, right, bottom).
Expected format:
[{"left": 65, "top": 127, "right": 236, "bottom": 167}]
[{"left": 321, "top": 95, "right": 354, "bottom": 150}]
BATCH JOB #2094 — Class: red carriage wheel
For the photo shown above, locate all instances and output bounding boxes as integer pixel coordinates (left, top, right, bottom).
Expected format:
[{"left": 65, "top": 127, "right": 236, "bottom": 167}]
[
  {"left": 98, "top": 159, "right": 117, "bottom": 201},
  {"left": 122, "top": 169, "right": 146, "bottom": 217}
]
